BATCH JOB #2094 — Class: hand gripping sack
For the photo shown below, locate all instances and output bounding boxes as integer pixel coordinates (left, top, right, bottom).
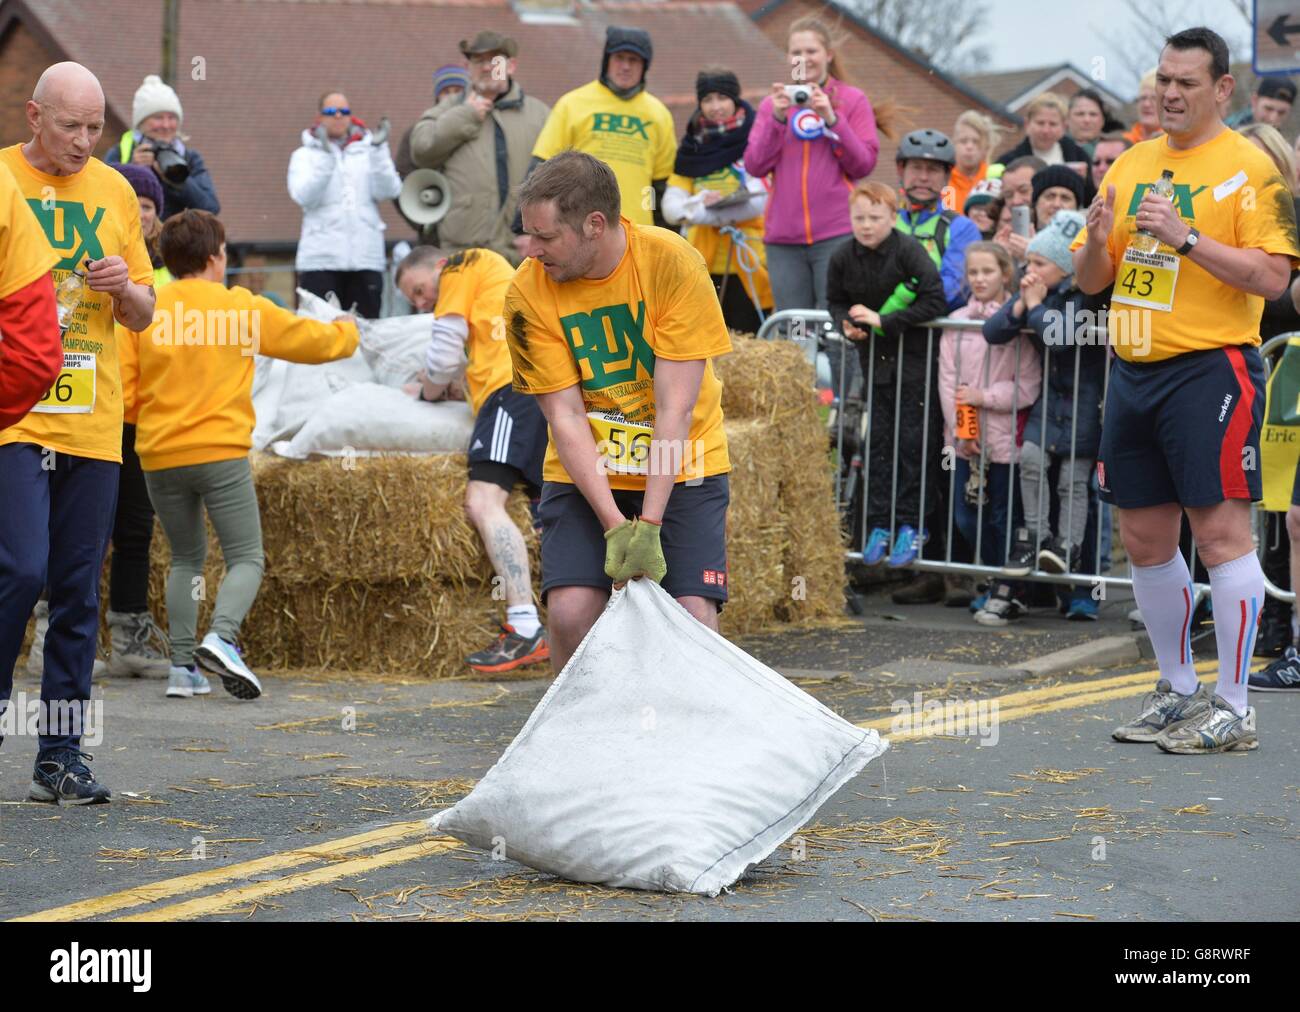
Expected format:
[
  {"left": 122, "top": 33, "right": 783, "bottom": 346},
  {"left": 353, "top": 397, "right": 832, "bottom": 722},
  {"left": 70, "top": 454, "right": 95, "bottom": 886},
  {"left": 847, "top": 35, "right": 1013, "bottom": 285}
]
[{"left": 428, "top": 580, "right": 888, "bottom": 896}]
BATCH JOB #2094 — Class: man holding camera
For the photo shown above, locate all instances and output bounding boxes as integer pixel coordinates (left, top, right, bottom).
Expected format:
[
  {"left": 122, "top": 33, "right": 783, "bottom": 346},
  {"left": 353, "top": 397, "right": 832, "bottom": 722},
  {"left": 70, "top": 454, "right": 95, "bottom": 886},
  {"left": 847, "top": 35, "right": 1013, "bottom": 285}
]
[
  {"left": 409, "top": 31, "right": 549, "bottom": 266},
  {"left": 106, "top": 75, "right": 219, "bottom": 219}
]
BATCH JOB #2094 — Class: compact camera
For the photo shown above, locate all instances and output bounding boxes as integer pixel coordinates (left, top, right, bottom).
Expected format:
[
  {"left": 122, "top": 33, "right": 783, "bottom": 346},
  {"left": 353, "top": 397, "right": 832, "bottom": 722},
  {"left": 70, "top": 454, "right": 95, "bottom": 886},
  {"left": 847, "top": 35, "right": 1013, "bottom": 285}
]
[{"left": 784, "top": 84, "right": 811, "bottom": 105}]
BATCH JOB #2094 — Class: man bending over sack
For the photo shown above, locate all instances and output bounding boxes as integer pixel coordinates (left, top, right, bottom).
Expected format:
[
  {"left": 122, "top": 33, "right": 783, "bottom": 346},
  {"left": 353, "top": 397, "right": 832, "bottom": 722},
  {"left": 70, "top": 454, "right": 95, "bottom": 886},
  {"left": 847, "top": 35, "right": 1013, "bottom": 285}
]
[
  {"left": 505, "top": 150, "right": 733, "bottom": 672},
  {"left": 396, "top": 245, "right": 551, "bottom": 672}
]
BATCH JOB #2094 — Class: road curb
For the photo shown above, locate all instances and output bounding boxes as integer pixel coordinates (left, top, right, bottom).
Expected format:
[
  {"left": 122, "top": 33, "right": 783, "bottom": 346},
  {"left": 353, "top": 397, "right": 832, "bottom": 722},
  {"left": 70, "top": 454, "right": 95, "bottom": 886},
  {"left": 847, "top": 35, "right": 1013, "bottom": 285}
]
[{"left": 1017, "top": 633, "right": 1144, "bottom": 679}]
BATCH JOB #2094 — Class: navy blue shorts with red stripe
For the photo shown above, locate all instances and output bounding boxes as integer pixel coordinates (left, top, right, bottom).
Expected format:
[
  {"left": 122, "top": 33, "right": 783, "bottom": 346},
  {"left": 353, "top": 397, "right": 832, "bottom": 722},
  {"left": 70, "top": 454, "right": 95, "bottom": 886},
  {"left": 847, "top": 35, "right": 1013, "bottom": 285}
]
[{"left": 1096, "top": 344, "right": 1265, "bottom": 509}]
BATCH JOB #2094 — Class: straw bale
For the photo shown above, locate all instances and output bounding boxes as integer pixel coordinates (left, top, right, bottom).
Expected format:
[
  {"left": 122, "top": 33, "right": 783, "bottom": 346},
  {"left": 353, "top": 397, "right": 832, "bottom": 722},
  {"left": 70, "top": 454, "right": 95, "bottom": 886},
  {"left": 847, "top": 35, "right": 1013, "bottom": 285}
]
[
  {"left": 773, "top": 408, "right": 845, "bottom": 624},
  {"left": 716, "top": 335, "right": 816, "bottom": 422},
  {"left": 252, "top": 454, "right": 537, "bottom": 585},
  {"left": 718, "top": 419, "right": 786, "bottom": 636},
  {"left": 67, "top": 372, "right": 847, "bottom": 676},
  {"left": 238, "top": 579, "right": 502, "bottom": 677}
]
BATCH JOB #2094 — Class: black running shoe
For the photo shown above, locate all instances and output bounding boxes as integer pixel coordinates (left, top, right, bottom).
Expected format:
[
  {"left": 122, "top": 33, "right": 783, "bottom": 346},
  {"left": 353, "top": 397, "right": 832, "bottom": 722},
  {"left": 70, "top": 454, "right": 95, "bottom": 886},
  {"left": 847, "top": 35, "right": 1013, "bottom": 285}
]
[
  {"left": 1249, "top": 644, "right": 1300, "bottom": 691},
  {"left": 29, "top": 748, "right": 111, "bottom": 806},
  {"left": 1037, "top": 537, "right": 1079, "bottom": 574},
  {"left": 1254, "top": 599, "right": 1291, "bottom": 657},
  {"left": 1002, "top": 528, "right": 1036, "bottom": 577},
  {"left": 465, "top": 625, "right": 550, "bottom": 673}
]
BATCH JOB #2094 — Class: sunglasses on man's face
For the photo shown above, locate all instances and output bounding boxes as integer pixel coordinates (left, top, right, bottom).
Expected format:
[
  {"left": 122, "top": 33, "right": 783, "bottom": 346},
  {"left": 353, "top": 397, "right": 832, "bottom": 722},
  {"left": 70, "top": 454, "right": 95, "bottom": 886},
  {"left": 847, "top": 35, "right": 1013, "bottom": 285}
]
[{"left": 321, "top": 106, "right": 351, "bottom": 117}]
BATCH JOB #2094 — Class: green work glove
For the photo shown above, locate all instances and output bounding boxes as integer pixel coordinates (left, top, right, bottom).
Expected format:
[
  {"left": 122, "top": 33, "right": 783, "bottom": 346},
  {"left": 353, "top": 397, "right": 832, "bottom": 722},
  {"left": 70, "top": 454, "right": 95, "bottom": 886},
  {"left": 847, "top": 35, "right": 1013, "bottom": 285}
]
[
  {"left": 613, "top": 517, "right": 667, "bottom": 584},
  {"left": 603, "top": 518, "right": 637, "bottom": 580}
]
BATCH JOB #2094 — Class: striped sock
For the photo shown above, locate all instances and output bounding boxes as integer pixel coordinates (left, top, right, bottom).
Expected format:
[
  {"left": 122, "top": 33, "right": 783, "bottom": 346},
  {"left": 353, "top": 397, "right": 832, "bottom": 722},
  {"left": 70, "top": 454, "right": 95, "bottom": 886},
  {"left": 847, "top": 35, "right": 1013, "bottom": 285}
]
[
  {"left": 1208, "top": 552, "right": 1263, "bottom": 716},
  {"left": 1130, "top": 553, "right": 1199, "bottom": 695}
]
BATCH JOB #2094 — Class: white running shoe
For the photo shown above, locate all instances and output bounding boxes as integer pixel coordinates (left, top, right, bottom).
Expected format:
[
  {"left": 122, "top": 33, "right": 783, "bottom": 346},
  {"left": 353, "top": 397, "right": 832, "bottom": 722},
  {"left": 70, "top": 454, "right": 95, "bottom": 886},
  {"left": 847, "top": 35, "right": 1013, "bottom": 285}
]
[{"left": 194, "top": 633, "right": 262, "bottom": 699}]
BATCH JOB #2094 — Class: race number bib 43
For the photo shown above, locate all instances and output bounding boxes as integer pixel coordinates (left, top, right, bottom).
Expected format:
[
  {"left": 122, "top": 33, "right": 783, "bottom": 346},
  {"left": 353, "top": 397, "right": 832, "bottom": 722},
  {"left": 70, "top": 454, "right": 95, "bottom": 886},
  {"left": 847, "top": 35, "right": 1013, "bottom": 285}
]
[
  {"left": 1112, "top": 246, "right": 1179, "bottom": 313},
  {"left": 32, "top": 352, "right": 96, "bottom": 414},
  {"left": 589, "top": 411, "right": 652, "bottom": 475}
]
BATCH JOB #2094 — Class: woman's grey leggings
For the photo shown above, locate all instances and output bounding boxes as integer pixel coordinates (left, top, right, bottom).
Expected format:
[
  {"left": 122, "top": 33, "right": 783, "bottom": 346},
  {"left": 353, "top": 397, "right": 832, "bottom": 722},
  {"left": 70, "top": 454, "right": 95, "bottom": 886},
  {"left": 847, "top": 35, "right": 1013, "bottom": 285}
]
[
  {"left": 144, "top": 456, "right": 264, "bottom": 668},
  {"left": 764, "top": 236, "right": 847, "bottom": 313}
]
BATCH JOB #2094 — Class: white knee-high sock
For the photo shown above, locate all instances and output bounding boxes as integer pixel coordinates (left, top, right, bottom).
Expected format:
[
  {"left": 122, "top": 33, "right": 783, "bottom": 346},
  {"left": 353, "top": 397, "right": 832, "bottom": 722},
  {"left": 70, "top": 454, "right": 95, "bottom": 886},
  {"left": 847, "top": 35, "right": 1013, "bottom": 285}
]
[
  {"left": 1130, "top": 553, "right": 1198, "bottom": 694},
  {"left": 1208, "top": 552, "right": 1263, "bottom": 715}
]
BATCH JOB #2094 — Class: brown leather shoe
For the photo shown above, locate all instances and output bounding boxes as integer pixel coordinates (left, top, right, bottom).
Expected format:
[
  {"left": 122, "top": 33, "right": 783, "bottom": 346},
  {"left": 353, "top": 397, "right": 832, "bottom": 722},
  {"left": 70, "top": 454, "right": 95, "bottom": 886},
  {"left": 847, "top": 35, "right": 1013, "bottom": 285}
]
[
  {"left": 943, "top": 574, "right": 975, "bottom": 608},
  {"left": 891, "top": 572, "right": 945, "bottom": 605}
]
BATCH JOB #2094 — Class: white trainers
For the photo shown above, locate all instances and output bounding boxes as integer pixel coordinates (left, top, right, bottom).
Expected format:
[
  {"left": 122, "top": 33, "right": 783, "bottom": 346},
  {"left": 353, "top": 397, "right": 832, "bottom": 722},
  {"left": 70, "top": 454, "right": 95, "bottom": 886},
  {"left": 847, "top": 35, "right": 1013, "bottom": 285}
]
[
  {"left": 194, "top": 633, "right": 262, "bottom": 699},
  {"left": 165, "top": 665, "right": 211, "bottom": 699},
  {"left": 1155, "top": 696, "right": 1258, "bottom": 754}
]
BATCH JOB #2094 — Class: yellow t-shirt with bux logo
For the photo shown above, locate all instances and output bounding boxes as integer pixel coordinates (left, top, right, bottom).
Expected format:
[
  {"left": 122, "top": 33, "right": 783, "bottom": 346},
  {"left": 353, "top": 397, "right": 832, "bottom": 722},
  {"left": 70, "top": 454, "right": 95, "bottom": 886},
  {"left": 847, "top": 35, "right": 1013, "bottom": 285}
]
[
  {"left": 531, "top": 82, "right": 677, "bottom": 226},
  {"left": 504, "top": 218, "right": 732, "bottom": 489},
  {"left": 433, "top": 248, "right": 515, "bottom": 416},
  {"left": 1070, "top": 128, "right": 1300, "bottom": 362},
  {"left": 0, "top": 144, "right": 153, "bottom": 463}
]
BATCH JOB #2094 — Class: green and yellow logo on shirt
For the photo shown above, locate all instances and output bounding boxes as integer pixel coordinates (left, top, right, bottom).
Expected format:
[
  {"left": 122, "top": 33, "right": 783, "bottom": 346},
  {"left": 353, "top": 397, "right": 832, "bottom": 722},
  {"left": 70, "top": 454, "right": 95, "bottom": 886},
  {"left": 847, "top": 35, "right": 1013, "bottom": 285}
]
[
  {"left": 560, "top": 301, "right": 655, "bottom": 388},
  {"left": 26, "top": 199, "right": 106, "bottom": 270},
  {"left": 591, "top": 113, "right": 650, "bottom": 139},
  {"left": 1124, "top": 183, "right": 1207, "bottom": 219}
]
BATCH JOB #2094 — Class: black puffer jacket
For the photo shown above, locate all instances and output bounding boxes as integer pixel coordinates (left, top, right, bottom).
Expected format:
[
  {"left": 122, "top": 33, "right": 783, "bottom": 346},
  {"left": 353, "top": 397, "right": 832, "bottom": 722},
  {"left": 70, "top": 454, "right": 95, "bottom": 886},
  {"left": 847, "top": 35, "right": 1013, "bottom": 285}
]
[{"left": 826, "top": 230, "right": 948, "bottom": 387}]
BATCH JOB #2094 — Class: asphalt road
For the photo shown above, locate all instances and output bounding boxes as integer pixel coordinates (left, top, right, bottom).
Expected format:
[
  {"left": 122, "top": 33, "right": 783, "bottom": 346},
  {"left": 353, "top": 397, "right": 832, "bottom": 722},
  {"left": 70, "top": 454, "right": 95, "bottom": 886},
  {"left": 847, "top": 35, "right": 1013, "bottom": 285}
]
[{"left": 2, "top": 590, "right": 1297, "bottom": 923}]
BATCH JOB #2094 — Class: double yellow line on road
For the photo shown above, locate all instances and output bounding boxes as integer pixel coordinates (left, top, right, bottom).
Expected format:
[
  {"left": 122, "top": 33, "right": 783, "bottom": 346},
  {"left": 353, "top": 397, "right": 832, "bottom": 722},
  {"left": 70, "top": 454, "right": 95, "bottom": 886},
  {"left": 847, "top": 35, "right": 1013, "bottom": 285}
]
[
  {"left": 11, "top": 661, "right": 1236, "bottom": 921},
  {"left": 860, "top": 661, "right": 1220, "bottom": 741}
]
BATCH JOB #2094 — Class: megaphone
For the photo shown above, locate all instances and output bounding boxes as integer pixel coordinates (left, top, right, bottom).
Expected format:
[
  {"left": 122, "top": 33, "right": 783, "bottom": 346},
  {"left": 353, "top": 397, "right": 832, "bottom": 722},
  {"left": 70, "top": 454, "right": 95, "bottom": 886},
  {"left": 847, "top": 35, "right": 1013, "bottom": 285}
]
[{"left": 398, "top": 168, "right": 452, "bottom": 227}]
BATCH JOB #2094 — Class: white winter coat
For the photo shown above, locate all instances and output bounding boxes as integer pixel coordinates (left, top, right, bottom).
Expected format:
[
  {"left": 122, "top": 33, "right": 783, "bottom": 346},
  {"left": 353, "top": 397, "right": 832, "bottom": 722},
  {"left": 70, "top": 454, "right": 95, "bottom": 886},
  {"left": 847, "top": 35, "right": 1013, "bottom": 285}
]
[{"left": 288, "top": 128, "right": 403, "bottom": 272}]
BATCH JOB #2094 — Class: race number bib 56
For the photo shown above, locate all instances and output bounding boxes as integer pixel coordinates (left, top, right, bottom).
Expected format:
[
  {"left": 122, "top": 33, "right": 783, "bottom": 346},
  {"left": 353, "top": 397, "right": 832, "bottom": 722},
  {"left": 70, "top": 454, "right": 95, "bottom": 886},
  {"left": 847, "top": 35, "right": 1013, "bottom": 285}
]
[
  {"left": 32, "top": 352, "right": 96, "bottom": 414},
  {"left": 1112, "top": 246, "right": 1179, "bottom": 313},
  {"left": 589, "top": 411, "right": 652, "bottom": 475}
]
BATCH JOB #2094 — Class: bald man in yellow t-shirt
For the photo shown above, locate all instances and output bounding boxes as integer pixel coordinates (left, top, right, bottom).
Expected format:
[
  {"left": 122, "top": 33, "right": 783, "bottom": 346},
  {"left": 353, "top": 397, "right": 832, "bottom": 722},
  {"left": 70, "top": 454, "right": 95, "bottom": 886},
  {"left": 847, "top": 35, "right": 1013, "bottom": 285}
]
[{"left": 0, "top": 63, "right": 155, "bottom": 806}]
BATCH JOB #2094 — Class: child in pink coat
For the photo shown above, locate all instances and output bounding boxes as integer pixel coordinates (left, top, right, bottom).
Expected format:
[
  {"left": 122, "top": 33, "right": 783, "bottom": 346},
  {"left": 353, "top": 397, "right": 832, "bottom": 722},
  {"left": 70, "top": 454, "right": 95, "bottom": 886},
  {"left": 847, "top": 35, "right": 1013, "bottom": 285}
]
[{"left": 938, "top": 241, "right": 1042, "bottom": 572}]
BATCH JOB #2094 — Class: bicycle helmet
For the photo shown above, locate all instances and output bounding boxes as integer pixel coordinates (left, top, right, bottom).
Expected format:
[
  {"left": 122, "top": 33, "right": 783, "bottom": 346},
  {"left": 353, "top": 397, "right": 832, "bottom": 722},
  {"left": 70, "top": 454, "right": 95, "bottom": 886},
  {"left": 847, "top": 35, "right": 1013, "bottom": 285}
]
[{"left": 895, "top": 129, "right": 956, "bottom": 167}]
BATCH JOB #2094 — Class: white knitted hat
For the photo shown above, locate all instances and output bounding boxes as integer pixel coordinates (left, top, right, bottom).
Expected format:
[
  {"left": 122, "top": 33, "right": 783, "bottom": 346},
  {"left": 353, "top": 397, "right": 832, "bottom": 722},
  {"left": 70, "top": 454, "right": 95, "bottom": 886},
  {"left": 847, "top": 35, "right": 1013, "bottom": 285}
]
[{"left": 132, "top": 75, "right": 182, "bottom": 129}]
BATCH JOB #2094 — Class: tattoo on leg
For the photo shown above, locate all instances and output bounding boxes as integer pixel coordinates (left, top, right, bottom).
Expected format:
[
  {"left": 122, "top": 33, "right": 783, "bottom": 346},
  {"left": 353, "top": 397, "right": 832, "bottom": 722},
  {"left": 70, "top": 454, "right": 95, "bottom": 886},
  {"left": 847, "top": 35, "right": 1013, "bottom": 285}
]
[{"left": 487, "top": 521, "right": 531, "bottom": 604}]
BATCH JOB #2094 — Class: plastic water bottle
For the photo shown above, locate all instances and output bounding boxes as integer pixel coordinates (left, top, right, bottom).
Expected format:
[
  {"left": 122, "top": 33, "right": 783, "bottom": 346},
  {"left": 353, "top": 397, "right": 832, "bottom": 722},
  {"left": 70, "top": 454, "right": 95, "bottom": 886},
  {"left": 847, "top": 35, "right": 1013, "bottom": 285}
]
[
  {"left": 1131, "top": 169, "right": 1174, "bottom": 253},
  {"left": 54, "top": 268, "right": 87, "bottom": 334}
]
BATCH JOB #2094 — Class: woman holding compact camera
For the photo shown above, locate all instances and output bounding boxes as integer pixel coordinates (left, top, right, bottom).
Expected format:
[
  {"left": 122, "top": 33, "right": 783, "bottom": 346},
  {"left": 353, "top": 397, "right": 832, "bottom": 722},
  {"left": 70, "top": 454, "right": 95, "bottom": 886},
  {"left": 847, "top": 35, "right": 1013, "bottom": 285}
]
[{"left": 743, "top": 17, "right": 894, "bottom": 314}]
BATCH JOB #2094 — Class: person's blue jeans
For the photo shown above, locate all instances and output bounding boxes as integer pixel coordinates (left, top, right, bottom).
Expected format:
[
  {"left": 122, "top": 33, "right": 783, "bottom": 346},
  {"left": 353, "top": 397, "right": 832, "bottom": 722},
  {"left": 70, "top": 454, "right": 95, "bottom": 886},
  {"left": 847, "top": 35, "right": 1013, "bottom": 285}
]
[
  {"left": 954, "top": 457, "right": 1020, "bottom": 567},
  {"left": 0, "top": 443, "right": 118, "bottom": 753}
]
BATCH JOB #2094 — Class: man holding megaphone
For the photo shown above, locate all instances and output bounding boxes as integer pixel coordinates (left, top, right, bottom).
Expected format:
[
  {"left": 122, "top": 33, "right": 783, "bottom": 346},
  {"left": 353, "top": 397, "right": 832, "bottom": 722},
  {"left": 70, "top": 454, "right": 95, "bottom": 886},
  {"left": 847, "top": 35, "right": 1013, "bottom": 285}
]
[{"left": 410, "top": 31, "right": 549, "bottom": 267}]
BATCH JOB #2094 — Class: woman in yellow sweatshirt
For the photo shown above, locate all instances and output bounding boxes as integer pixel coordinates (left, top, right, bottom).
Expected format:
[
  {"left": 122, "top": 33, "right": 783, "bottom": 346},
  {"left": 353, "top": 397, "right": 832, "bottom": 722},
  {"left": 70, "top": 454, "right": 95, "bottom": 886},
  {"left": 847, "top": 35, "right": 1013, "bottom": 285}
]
[{"left": 120, "top": 209, "right": 359, "bottom": 700}]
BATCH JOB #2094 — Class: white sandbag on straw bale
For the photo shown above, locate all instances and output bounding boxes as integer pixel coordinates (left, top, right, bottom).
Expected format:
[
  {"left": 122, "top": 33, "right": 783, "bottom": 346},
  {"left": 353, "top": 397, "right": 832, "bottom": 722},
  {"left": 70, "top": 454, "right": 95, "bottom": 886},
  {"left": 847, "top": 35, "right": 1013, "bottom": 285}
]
[{"left": 272, "top": 382, "right": 473, "bottom": 458}]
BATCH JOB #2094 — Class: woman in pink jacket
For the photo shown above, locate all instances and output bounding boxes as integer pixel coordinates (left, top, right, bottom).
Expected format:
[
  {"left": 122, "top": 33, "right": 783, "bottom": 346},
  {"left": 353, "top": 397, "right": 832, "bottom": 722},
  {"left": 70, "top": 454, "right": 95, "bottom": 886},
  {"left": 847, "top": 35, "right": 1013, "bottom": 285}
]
[
  {"left": 938, "top": 242, "right": 1042, "bottom": 572},
  {"left": 743, "top": 17, "right": 884, "bottom": 313}
]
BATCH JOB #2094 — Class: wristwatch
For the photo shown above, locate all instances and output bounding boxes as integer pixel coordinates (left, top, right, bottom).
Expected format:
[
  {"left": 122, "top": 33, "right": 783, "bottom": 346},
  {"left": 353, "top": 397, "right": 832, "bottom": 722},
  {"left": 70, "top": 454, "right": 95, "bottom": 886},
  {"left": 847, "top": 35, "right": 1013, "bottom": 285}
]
[{"left": 1176, "top": 226, "right": 1200, "bottom": 256}]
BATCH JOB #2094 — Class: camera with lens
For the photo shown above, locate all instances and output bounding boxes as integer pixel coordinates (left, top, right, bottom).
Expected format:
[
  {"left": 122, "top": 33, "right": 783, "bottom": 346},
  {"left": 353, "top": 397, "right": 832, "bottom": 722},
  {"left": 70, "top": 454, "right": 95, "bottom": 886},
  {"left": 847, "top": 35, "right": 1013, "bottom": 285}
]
[
  {"left": 138, "top": 141, "right": 190, "bottom": 185},
  {"left": 784, "top": 84, "right": 811, "bottom": 105}
]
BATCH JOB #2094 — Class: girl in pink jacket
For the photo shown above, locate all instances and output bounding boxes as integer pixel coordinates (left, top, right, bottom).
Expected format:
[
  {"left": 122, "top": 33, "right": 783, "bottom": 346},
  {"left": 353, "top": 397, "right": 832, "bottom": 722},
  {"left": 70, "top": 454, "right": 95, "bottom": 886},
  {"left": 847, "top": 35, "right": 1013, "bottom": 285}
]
[
  {"left": 938, "top": 241, "right": 1042, "bottom": 570},
  {"left": 743, "top": 17, "right": 882, "bottom": 314}
]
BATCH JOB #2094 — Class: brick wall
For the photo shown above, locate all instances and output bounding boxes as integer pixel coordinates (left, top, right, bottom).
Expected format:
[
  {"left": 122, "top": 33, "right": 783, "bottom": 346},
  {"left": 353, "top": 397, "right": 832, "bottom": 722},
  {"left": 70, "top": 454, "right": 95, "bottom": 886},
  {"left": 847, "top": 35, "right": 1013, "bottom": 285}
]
[
  {"left": 0, "top": 18, "right": 125, "bottom": 155},
  {"left": 754, "top": 0, "right": 1021, "bottom": 187}
]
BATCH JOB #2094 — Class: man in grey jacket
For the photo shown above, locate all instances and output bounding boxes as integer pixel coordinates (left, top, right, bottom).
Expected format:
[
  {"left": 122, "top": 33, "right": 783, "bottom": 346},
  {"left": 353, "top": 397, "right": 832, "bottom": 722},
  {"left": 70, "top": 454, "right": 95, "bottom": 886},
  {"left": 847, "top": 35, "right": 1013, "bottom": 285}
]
[{"left": 410, "top": 31, "right": 549, "bottom": 266}]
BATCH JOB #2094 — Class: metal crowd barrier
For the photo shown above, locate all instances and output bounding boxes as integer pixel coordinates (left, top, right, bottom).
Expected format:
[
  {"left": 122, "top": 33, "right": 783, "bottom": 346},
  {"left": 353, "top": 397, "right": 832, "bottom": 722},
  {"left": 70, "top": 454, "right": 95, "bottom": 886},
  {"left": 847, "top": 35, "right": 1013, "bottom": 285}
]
[{"left": 755, "top": 310, "right": 1300, "bottom": 606}]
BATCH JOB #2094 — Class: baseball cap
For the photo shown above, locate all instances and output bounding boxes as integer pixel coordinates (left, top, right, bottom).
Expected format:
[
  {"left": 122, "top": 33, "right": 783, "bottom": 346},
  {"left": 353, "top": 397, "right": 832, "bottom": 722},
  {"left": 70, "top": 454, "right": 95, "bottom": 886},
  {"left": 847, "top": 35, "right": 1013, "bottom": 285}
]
[{"left": 1257, "top": 76, "right": 1297, "bottom": 104}]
